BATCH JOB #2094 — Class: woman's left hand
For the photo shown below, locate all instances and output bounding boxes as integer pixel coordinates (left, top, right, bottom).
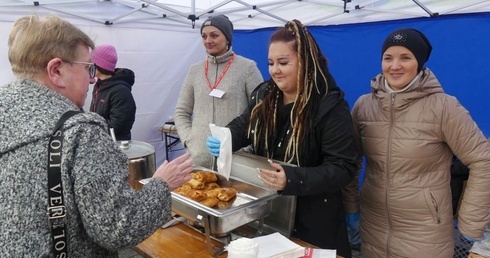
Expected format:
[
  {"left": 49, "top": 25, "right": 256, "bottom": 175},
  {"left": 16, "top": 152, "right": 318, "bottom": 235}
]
[{"left": 258, "top": 161, "right": 286, "bottom": 191}]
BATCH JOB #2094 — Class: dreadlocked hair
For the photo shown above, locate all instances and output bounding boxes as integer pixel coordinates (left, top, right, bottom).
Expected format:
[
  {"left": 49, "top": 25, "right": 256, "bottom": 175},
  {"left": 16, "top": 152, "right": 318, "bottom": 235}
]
[{"left": 248, "top": 19, "right": 330, "bottom": 166}]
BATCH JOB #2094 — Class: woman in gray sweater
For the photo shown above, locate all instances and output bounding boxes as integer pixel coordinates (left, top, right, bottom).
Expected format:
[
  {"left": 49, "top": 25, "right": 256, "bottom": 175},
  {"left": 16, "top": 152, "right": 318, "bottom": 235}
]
[
  {"left": 174, "top": 14, "right": 263, "bottom": 168},
  {"left": 0, "top": 14, "right": 192, "bottom": 257}
]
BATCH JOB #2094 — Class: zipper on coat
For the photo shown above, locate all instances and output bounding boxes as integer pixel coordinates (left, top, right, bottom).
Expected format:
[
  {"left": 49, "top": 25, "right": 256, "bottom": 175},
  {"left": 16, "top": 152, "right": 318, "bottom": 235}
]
[
  {"left": 385, "top": 93, "right": 396, "bottom": 257},
  {"left": 430, "top": 191, "right": 441, "bottom": 224},
  {"left": 92, "top": 84, "right": 100, "bottom": 112}
]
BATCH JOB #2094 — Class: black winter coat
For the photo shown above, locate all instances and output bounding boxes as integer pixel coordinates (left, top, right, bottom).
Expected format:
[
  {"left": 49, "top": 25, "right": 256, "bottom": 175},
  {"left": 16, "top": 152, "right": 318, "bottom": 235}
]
[
  {"left": 227, "top": 80, "right": 360, "bottom": 258},
  {"left": 90, "top": 68, "right": 136, "bottom": 140}
]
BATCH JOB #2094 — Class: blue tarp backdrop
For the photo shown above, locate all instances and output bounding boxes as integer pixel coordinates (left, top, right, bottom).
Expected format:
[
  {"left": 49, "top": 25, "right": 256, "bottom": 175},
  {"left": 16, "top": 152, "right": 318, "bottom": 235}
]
[{"left": 233, "top": 13, "right": 490, "bottom": 139}]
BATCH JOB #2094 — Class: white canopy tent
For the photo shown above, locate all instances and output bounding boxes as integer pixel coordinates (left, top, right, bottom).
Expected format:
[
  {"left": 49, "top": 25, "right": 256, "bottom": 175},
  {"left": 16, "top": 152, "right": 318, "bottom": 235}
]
[
  {"left": 1, "top": 0, "right": 489, "bottom": 165},
  {"left": 1, "top": 0, "right": 490, "bottom": 29}
]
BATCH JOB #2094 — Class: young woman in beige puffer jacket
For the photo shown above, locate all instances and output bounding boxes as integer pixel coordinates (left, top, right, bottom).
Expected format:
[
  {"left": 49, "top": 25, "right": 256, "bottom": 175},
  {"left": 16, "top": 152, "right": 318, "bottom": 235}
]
[{"left": 352, "top": 28, "right": 490, "bottom": 258}]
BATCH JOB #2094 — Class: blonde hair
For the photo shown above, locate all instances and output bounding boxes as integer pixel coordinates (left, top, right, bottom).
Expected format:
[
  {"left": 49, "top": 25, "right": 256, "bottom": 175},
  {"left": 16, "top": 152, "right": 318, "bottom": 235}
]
[{"left": 8, "top": 14, "right": 94, "bottom": 79}]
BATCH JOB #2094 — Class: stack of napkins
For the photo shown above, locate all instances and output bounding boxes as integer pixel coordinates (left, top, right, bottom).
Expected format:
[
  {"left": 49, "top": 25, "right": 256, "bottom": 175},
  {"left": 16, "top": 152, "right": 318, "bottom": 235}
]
[
  {"left": 251, "top": 233, "right": 336, "bottom": 258},
  {"left": 251, "top": 233, "right": 305, "bottom": 258},
  {"left": 300, "top": 248, "right": 337, "bottom": 258}
]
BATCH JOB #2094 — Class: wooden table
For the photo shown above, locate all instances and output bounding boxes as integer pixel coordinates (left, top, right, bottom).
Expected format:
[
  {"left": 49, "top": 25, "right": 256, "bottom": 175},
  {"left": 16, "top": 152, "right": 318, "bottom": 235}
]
[
  {"left": 133, "top": 223, "right": 344, "bottom": 258},
  {"left": 134, "top": 223, "right": 227, "bottom": 258}
]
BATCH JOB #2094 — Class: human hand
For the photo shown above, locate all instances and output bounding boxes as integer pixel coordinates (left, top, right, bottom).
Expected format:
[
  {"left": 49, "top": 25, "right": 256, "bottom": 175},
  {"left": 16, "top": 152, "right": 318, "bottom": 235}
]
[
  {"left": 346, "top": 212, "right": 360, "bottom": 230},
  {"left": 469, "top": 252, "right": 488, "bottom": 258},
  {"left": 346, "top": 212, "right": 361, "bottom": 248},
  {"left": 152, "top": 152, "right": 193, "bottom": 190},
  {"left": 257, "top": 160, "right": 286, "bottom": 191},
  {"left": 463, "top": 232, "right": 488, "bottom": 242},
  {"left": 206, "top": 136, "right": 221, "bottom": 157}
]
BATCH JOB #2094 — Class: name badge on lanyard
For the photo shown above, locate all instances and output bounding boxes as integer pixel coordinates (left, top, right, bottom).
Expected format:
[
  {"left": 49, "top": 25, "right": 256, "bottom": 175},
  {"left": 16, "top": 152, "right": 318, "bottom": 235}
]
[
  {"left": 205, "top": 54, "right": 235, "bottom": 99},
  {"left": 209, "top": 89, "right": 225, "bottom": 98}
]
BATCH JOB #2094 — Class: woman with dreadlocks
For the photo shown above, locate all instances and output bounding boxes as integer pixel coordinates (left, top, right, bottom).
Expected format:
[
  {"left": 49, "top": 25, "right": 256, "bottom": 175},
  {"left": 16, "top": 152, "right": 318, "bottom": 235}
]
[{"left": 206, "top": 20, "right": 360, "bottom": 257}]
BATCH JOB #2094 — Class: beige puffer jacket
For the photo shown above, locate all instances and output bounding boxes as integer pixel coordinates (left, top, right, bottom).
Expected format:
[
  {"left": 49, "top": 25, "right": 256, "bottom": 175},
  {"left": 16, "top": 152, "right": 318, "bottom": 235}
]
[{"left": 352, "top": 68, "right": 490, "bottom": 258}]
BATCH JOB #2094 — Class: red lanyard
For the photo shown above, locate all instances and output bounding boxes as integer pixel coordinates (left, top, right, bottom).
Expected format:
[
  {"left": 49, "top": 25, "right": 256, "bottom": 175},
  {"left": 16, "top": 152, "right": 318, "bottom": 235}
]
[{"left": 205, "top": 54, "right": 235, "bottom": 91}]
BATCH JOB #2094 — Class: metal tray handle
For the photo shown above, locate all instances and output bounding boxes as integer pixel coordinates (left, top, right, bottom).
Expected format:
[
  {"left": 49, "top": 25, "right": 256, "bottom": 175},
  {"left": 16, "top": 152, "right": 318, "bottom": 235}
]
[{"left": 129, "top": 158, "right": 146, "bottom": 163}]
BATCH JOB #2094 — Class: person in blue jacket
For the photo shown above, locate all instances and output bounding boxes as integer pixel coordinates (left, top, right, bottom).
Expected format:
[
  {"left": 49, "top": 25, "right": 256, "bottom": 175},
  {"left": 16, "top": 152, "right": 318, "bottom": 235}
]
[
  {"left": 207, "top": 19, "right": 360, "bottom": 257},
  {"left": 90, "top": 44, "right": 136, "bottom": 140}
]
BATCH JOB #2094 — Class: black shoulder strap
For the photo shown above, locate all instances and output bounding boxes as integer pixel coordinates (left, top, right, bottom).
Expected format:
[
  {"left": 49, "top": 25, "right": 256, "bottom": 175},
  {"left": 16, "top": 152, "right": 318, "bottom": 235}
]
[
  {"left": 52, "top": 110, "right": 81, "bottom": 133},
  {"left": 47, "top": 110, "right": 80, "bottom": 257}
]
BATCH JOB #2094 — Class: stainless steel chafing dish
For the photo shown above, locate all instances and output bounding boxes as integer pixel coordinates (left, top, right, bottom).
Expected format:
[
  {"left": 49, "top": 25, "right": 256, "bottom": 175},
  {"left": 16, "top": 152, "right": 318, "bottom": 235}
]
[
  {"left": 170, "top": 151, "right": 297, "bottom": 256},
  {"left": 228, "top": 152, "right": 297, "bottom": 238},
  {"left": 171, "top": 169, "right": 277, "bottom": 234}
]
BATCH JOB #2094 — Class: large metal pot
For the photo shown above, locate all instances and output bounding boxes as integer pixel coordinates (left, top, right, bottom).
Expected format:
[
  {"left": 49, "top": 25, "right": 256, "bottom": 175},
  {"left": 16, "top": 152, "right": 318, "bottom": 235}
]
[{"left": 118, "top": 140, "right": 156, "bottom": 190}]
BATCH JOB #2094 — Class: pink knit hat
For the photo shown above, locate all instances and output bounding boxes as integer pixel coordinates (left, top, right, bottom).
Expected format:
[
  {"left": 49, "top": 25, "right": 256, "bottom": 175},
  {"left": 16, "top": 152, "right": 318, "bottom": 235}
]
[{"left": 91, "top": 44, "right": 118, "bottom": 72}]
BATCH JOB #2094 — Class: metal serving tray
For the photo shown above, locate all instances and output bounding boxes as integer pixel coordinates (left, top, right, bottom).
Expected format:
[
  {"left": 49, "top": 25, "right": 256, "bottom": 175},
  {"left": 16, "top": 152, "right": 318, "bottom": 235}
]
[
  {"left": 229, "top": 152, "right": 297, "bottom": 238},
  {"left": 171, "top": 167, "right": 278, "bottom": 235}
]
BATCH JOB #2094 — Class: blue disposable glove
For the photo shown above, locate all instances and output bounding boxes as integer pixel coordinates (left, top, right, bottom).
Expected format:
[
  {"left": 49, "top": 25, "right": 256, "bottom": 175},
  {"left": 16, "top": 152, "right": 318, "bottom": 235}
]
[
  {"left": 346, "top": 212, "right": 361, "bottom": 248},
  {"left": 206, "top": 136, "right": 221, "bottom": 157},
  {"left": 346, "top": 212, "right": 360, "bottom": 230}
]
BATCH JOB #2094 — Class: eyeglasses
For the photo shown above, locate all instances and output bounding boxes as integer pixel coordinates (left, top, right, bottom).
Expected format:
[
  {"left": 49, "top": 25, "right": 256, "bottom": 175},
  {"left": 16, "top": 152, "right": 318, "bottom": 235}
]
[{"left": 63, "top": 60, "right": 96, "bottom": 78}]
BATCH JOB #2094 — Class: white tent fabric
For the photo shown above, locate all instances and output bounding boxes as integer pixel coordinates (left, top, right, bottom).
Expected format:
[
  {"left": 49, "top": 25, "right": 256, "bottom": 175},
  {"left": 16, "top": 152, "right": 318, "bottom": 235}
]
[
  {"left": 1, "top": 0, "right": 490, "bottom": 30},
  {"left": 0, "top": 4, "right": 206, "bottom": 165},
  {"left": 1, "top": 0, "right": 489, "bottom": 166}
]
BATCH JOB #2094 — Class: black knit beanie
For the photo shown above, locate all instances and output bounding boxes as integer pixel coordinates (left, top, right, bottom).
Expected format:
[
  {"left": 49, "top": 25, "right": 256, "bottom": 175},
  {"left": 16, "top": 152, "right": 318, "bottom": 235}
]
[
  {"left": 381, "top": 28, "right": 432, "bottom": 71},
  {"left": 201, "top": 14, "right": 234, "bottom": 47}
]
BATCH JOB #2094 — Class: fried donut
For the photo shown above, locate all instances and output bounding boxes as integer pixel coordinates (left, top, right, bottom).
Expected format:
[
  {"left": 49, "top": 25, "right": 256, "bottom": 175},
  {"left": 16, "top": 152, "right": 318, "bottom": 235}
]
[
  {"left": 188, "top": 178, "right": 205, "bottom": 189},
  {"left": 217, "top": 188, "right": 238, "bottom": 202},
  {"left": 204, "top": 182, "right": 220, "bottom": 190},
  {"left": 192, "top": 171, "right": 218, "bottom": 183},
  {"left": 187, "top": 189, "right": 206, "bottom": 202},
  {"left": 217, "top": 201, "right": 233, "bottom": 209},
  {"left": 205, "top": 188, "right": 222, "bottom": 198},
  {"left": 180, "top": 182, "right": 193, "bottom": 190},
  {"left": 200, "top": 197, "right": 219, "bottom": 208}
]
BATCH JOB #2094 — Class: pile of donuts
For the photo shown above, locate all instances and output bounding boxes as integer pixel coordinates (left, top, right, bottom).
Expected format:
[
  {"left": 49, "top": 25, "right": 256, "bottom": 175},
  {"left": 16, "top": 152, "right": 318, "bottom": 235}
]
[{"left": 174, "top": 170, "right": 238, "bottom": 208}]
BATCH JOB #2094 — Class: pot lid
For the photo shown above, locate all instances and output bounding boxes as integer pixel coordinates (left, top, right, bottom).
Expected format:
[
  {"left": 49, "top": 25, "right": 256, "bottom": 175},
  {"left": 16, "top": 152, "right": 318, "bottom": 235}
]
[{"left": 117, "top": 140, "right": 155, "bottom": 159}]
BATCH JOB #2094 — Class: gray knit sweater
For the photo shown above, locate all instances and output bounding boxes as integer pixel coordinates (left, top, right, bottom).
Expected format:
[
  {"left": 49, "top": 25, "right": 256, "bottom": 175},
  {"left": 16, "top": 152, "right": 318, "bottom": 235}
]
[
  {"left": 0, "top": 80, "right": 171, "bottom": 257},
  {"left": 174, "top": 49, "right": 263, "bottom": 168}
]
